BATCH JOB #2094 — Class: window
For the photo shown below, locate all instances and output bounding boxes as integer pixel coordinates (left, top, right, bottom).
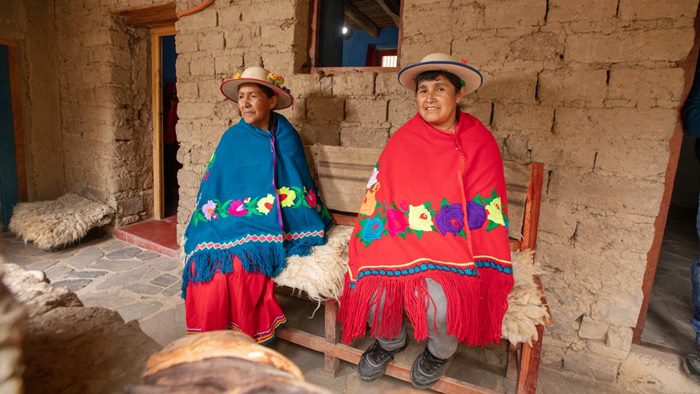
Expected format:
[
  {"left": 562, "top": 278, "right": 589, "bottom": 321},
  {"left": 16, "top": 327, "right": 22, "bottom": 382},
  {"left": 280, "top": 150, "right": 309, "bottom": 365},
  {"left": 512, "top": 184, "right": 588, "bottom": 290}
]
[{"left": 311, "top": 0, "right": 402, "bottom": 70}]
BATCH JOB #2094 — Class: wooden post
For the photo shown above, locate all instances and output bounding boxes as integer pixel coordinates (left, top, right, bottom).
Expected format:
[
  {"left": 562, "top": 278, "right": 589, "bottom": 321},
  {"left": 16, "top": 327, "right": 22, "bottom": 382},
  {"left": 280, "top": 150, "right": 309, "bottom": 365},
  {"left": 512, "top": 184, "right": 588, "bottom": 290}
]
[
  {"left": 323, "top": 300, "right": 340, "bottom": 375},
  {"left": 150, "top": 25, "right": 175, "bottom": 220}
]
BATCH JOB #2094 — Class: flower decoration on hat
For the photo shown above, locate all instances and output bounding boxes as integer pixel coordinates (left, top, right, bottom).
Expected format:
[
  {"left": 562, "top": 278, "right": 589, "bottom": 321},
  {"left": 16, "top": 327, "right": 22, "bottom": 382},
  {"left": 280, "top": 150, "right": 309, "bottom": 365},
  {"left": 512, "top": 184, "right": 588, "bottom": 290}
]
[
  {"left": 267, "top": 72, "right": 292, "bottom": 94},
  {"left": 232, "top": 72, "right": 242, "bottom": 79}
]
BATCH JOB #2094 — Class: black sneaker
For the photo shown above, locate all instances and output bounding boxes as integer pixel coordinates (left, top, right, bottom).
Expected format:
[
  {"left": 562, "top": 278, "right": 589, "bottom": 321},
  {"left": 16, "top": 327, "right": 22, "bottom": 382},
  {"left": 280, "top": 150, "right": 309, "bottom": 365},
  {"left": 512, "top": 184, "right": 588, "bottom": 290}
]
[
  {"left": 683, "top": 352, "right": 700, "bottom": 383},
  {"left": 410, "top": 347, "right": 450, "bottom": 389},
  {"left": 357, "top": 340, "right": 407, "bottom": 381}
]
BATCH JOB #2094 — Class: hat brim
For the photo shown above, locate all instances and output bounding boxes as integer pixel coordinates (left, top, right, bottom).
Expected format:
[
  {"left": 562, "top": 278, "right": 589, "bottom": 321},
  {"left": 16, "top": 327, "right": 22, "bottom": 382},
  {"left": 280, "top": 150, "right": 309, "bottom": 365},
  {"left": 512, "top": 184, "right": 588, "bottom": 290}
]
[
  {"left": 220, "top": 77, "right": 293, "bottom": 109},
  {"left": 398, "top": 61, "right": 483, "bottom": 95}
]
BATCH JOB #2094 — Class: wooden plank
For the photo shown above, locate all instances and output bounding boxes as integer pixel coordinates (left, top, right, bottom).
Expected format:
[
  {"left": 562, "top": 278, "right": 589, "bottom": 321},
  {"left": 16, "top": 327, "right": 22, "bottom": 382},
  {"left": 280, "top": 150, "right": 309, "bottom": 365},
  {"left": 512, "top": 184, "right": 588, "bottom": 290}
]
[
  {"left": 113, "top": 2, "right": 177, "bottom": 27},
  {"left": 312, "top": 66, "right": 399, "bottom": 75},
  {"left": 308, "top": 0, "right": 321, "bottom": 69},
  {"left": 151, "top": 29, "right": 164, "bottom": 219},
  {"left": 311, "top": 145, "right": 381, "bottom": 213},
  {"left": 344, "top": 0, "right": 380, "bottom": 37},
  {"left": 323, "top": 301, "right": 340, "bottom": 375},
  {"left": 6, "top": 42, "right": 26, "bottom": 201},
  {"left": 277, "top": 328, "right": 502, "bottom": 394},
  {"left": 517, "top": 325, "right": 544, "bottom": 394},
  {"left": 520, "top": 163, "right": 544, "bottom": 251}
]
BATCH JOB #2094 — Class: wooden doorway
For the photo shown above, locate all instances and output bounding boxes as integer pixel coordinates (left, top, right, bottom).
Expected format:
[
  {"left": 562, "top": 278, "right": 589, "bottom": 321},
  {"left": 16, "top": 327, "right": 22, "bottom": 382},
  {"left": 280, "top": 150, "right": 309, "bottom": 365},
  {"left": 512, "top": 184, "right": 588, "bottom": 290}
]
[
  {"left": 633, "top": 4, "right": 700, "bottom": 347},
  {"left": 151, "top": 25, "right": 178, "bottom": 220},
  {"left": 0, "top": 39, "right": 26, "bottom": 229}
]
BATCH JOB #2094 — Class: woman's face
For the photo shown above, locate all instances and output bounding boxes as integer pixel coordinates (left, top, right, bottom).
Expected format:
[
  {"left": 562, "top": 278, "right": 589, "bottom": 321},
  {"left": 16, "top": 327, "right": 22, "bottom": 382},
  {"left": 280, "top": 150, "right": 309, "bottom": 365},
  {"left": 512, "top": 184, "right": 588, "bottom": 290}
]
[
  {"left": 415, "top": 75, "right": 464, "bottom": 131},
  {"left": 237, "top": 83, "right": 278, "bottom": 130}
]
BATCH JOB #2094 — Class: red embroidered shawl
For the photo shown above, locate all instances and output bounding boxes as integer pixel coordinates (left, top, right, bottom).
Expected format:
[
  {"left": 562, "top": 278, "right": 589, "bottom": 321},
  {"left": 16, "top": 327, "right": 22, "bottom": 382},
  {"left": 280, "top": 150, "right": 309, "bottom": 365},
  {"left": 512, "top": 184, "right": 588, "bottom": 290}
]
[{"left": 339, "top": 112, "right": 513, "bottom": 346}]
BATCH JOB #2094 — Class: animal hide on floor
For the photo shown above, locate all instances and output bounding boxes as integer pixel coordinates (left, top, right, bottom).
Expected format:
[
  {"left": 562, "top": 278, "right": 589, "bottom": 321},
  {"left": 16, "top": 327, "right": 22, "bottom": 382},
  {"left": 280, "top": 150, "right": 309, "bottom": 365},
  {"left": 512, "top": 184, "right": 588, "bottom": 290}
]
[{"left": 8, "top": 194, "right": 113, "bottom": 251}]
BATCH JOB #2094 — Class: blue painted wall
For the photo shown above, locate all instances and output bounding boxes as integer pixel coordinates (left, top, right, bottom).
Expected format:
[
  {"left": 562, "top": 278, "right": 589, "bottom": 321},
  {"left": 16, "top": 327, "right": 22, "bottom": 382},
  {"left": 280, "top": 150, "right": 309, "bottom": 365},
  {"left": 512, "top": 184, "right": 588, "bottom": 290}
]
[{"left": 342, "top": 26, "right": 398, "bottom": 67}]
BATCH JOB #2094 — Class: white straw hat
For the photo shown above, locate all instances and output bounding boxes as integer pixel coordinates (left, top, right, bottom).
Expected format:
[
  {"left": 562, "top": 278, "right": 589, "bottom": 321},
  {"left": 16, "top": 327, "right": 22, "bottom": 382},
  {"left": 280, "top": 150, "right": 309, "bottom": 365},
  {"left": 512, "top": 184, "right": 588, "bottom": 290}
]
[
  {"left": 398, "top": 53, "right": 483, "bottom": 95},
  {"left": 220, "top": 66, "right": 293, "bottom": 109}
]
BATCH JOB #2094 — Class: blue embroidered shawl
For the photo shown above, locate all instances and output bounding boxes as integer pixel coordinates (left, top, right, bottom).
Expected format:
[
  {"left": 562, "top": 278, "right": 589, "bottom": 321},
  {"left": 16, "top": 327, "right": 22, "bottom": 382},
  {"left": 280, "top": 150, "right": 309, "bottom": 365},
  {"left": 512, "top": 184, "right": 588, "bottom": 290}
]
[{"left": 181, "top": 113, "right": 332, "bottom": 297}]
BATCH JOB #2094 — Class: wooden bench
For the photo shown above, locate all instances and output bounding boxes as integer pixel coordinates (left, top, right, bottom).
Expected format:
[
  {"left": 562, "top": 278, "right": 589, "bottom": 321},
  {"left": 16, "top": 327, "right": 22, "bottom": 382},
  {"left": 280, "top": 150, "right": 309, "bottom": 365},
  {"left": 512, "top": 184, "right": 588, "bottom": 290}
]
[{"left": 276, "top": 145, "right": 551, "bottom": 394}]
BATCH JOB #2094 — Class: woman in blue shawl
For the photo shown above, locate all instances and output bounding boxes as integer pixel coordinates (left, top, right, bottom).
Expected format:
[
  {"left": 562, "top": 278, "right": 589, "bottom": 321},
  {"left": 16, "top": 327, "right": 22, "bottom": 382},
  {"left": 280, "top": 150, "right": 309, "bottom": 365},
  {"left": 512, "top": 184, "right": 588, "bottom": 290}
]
[{"left": 182, "top": 66, "right": 332, "bottom": 344}]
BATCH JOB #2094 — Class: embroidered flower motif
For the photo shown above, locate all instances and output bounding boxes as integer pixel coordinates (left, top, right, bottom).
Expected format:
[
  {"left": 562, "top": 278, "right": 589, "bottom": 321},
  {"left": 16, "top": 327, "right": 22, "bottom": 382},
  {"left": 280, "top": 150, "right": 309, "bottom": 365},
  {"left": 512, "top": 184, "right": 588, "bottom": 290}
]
[
  {"left": 386, "top": 208, "right": 408, "bottom": 236},
  {"left": 305, "top": 188, "right": 318, "bottom": 208},
  {"left": 359, "top": 183, "right": 380, "bottom": 216},
  {"left": 435, "top": 204, "right": 464, "bottom": 236},
  {"left": 471, "top": 190, "right": 508, "bottom": 231},
  {"left": 367, "top": 167, "right": 379, "bottom": 189},
  {"left": 357, "top": 217, "right": 384, "bottom": 247},
  {"left": 467, "top": 201, "right": 486, "bottom": 229},
  {"left": 408, "top": 204, "right": 433, "bottom": 232},
  {"left": 202, "top": 200, "right": 218, "bottom": 221},
  {"left": 278, "top": 186, "right": 297, "bottom": 208},
  {"left": 486, "top": 197, "right": 505, "bottom": 226},
  {"left": 228, "top": 199, "right": 248, "bottom": 216},
  {"left": 257, "top": 194, "right": 275, "bottom": 215}
]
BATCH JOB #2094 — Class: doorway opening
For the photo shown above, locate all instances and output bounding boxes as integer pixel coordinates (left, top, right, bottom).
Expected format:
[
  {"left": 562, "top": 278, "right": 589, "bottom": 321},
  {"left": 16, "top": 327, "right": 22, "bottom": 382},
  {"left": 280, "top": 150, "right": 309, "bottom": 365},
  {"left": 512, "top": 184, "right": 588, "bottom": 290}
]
[
  {"left": 151, "top": 25, "right": 179, "bottom": 220},
  {"left": 639, "top": 134, "right": 699, "bottom": 351},
  {"left": 0, "top": 39, "right": 26, "bottom": 230},
  {"left": 634, "top": 4, "right": 700, "bottom": 353}
]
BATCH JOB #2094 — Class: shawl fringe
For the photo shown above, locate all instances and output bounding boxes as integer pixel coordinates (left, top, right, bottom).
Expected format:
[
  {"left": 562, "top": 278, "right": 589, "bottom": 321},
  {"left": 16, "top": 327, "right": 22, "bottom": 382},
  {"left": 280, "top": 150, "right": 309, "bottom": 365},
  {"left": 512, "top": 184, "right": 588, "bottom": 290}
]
[
  {"left": 339, "top": 272, "right": 509, "bottom": 346},
  {"left": 181, "top": 242, "right": 287, "bottom": 298}
]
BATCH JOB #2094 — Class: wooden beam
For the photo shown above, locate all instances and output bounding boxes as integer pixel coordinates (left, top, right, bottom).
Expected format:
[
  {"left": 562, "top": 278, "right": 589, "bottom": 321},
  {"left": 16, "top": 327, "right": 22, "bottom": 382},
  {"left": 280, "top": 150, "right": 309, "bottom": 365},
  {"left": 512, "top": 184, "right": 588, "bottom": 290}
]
[
  {"left": 113, "top": 3, "right": 177, "bottom": 27},
  {"left": 344, "top": 0, "right": 379, "bottom": 38},
  {"left": 277, "top": 328, "right": 501, "bottom": 394},
  {"left": 374, "top": 0, "right": 400, "bottom": 25}
]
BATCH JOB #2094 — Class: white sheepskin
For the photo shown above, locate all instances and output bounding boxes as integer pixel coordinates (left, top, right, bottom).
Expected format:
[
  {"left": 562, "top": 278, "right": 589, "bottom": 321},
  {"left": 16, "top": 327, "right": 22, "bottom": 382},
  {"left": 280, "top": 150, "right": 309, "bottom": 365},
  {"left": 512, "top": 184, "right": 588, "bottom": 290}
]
[
  {"left": 276, "top": 226, "right": 549, "bottom": 345},
  {"left": 275, "top": 225, "right": 352, "bottom": 302},
  {"left": 8, "top": 194, "right": 113, "bottom": 251}
]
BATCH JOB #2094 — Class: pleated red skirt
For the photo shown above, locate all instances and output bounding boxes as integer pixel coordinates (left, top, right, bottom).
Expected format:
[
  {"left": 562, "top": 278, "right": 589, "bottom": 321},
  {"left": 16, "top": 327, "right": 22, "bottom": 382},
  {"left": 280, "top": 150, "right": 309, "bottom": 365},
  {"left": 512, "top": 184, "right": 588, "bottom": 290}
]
[{"left": 185, "top": 256, "right": 286, "bottom": 344}]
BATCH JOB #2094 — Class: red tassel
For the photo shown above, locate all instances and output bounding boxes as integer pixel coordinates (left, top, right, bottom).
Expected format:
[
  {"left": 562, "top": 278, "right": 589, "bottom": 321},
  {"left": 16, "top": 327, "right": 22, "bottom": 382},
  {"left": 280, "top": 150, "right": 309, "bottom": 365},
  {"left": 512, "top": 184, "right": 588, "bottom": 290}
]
[
  {"left": 476, "top": 268, "right": 514, "bottom": 344},
  {"left": 339, "top": 272, "right": 488, "bottom": 345}
]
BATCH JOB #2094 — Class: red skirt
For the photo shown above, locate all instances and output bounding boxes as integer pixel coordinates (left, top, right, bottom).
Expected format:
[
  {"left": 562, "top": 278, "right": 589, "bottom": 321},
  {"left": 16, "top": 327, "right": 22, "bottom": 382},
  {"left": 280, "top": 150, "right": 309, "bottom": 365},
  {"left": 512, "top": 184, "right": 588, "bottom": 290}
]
[{"left": 185, "top": 256, "right": 286, "bottom": 344}]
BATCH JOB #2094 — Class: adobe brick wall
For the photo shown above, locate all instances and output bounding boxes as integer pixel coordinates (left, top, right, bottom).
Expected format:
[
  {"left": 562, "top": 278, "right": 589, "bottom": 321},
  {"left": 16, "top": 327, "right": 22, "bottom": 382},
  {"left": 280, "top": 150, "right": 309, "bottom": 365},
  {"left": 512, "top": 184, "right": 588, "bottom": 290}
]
[
  {"left": 6, "top": 0, "right": 698, "bottom": 385},
  {"left": 173, "top": 0, "right": 699, "bottom": 383},
  {"left": 53, "top": 0, "right": 163, "bottom": 225},
  {"left": 0, "top": 0, "right": 64, "bottom": 201}
]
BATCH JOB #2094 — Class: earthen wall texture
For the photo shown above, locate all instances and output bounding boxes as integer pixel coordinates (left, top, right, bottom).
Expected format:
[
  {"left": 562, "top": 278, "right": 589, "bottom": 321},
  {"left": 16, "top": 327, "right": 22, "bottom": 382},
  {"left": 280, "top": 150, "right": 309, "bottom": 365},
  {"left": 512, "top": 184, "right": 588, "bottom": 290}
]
[
  {"left": 172, "top": 0, "right": 699, "bottom": 382},
  {"left": 25, "top": 0, "right": 700, "bottom": 384},
  {"left": 0, "top": 0, "right": 65, "bottom": 201},
  {"left": 54, "top": 0, "right": 161, "bottom": 225}
]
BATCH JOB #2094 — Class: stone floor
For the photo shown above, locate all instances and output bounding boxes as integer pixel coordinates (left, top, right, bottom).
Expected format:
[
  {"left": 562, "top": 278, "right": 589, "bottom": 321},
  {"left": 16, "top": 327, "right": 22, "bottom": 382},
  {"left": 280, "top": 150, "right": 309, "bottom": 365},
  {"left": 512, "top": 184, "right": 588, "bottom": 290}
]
[
  {"left": 642, "top": 211, "right": 698, "bottom": 351},
  {"left": 0, "top": 230, "right": 642, "bottom": 393}
]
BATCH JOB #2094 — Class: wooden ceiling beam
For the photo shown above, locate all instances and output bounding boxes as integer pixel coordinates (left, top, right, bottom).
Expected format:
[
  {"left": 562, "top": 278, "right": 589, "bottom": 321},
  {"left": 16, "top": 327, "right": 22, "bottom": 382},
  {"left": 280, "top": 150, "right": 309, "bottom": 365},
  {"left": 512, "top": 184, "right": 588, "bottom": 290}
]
[
  {"left": 374, "top": 0, "right": 400, "bottom": 25},
  {"left": 344, "top": 0, "right": 379, "bottom": 37}
]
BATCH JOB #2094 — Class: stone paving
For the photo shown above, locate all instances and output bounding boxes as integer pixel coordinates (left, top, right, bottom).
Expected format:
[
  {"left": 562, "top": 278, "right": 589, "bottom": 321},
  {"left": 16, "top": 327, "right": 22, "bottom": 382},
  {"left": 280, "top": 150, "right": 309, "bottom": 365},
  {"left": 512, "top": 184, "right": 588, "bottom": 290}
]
[
  {"left": 0, "top": 230, "right": 646, "bottom": 393},
  {"left": 0, "top": 231, "right": 185, "bottom": 346}
]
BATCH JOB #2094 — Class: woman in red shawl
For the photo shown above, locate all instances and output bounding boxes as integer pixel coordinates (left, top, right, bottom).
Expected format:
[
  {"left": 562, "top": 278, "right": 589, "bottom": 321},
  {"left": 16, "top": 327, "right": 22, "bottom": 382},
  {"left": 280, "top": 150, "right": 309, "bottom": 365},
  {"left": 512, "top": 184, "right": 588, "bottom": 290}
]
[{"left": 339, "top": 53, "right": 513, "bottom": 388}]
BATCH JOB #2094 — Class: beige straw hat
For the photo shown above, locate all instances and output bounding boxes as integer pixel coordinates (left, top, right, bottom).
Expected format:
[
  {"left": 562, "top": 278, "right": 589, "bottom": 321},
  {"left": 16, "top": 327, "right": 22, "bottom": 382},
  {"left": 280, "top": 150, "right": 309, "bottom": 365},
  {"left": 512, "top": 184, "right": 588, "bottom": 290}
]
[
  {"left": 398, "top": 53, "right": 483, "bottom": 95},
  {"left": 220, "top": 66, "right": 293, "bottom": 109}
]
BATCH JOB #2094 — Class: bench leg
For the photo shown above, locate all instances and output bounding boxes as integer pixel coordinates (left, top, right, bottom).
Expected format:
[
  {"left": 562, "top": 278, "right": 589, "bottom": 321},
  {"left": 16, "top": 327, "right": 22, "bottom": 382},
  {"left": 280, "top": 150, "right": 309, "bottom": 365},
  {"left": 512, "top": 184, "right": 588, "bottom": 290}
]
[
  {"left": 505, "top": 341, "right": 518, "bottom": 381},
  {"left": 323, "top": 300, "right": 340, "bottom": 376},
  {"left": 517, "top": 324, "right": 544, "bottom": 394}
]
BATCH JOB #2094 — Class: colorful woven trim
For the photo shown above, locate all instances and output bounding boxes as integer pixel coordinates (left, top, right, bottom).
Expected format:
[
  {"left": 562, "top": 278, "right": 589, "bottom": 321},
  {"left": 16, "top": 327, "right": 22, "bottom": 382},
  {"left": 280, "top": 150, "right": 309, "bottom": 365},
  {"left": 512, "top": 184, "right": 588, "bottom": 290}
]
[
  {"left": 185, "top": 230, "right": 325, "bottom": 263},
  {"left": 229, "top": 314, "right": 287, "bottom": 345},
  {"left": 350, "top": 260, "right": 478, "bottom": 288},
  {"left": 192, "top": 185, "right": 330, "bottom": 226},
  {"left": 185, "top": 315, "right": 287, "bottom": 345}
]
